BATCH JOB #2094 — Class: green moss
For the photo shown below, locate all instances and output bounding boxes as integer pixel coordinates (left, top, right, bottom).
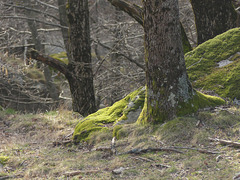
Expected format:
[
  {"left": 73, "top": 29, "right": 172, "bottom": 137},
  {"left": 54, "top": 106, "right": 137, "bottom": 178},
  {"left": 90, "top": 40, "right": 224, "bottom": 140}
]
[
  {"left": 113, "top": 125, "right": 123, "bottom": 139},
  {"left": 137, "top": 90, "right": 225, "bottom": 124},
  {"left": 73, "top": 87, "right": 145, "bottom": 142},
  {"left": 193, "top": 56, "right": 240, "bottom": 99},
  {"left": 177, "top": 91, "right": 225, "bottom": 116},
  {"left": 50, "top": 52, "right": 68, "bottom": 65},
  {"left": 185, "top": 28, "right": 240, "bottom": 99},
  {"left": 0, "top": 156, "right": 9, "bottom": 165}
]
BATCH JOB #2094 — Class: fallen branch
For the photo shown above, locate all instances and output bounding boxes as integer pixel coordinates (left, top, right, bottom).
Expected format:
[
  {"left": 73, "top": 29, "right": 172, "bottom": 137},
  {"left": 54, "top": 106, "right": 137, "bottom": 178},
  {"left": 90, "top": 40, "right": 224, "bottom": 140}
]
[
  {"left": 170, "top": 146, "right": 220, "bottom": 154},
  {"left": 209, "top": 138, "right": 240, "bottom": 148},
  {"left": 120, "top": 147, "right": 184, "bottom": 155},
  {"left": 52, "top": 140, "right": 72, "bottom": 146},
  {"left": 130, "top": 156, "right": 155, "bottom": 162},
  {"left": 63, "top": 170, "right": 99, "bottom": 177},
  {"left": 151, "top": 163, "right": 171, "bottom": 169}
]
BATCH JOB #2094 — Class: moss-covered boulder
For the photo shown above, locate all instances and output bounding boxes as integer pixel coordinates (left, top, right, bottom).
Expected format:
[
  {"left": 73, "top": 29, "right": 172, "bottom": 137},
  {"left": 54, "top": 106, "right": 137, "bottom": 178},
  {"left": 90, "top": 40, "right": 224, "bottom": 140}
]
[
  {"left": 73, "top": 87, "right": 145, "bottom": 142},
  {"left": 186, "top": 28, "right": 240, "bottom": 102}
]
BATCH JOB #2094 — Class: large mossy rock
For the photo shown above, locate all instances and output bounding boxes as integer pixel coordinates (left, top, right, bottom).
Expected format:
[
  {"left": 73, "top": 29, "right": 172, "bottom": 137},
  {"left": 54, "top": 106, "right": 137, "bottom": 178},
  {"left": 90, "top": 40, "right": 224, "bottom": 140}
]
[{"left": 185, "top": 28, "right": 240, "bottom": 102}]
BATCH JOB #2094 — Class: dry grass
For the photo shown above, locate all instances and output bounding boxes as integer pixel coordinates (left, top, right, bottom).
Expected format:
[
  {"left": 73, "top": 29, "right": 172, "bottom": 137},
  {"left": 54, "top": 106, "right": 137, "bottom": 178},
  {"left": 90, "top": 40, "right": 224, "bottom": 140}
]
[{"left": 1, "top": 106, "right": 240, "bottom": 179}]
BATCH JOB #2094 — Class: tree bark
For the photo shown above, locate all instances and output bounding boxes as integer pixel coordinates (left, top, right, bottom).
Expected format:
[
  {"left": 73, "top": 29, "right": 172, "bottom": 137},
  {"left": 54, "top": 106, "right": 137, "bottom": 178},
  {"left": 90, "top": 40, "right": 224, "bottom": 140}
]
[
  {"left": 57, "top": 0, "right": 69, "bottom": 53},
  {"left": 66, "top": 0, "right": 96, "bottom": 115},
  {"left": 107, "top": 0, "right": 192, "bottom": 53},
  {"left": 141, "top": 0, "right": 194, "bottom": 123},
  {"left": 191, "top": 0, "right": 237, "bottom": 44}
]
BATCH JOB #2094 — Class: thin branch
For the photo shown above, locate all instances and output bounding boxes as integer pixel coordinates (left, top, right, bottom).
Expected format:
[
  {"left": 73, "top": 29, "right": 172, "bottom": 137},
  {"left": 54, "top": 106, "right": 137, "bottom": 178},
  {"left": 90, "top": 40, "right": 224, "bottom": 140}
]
[
  {"left": 119, "top": 147, "right": 184, "bottom": 155},
  {"left": 96, "top": 40, "right": 145, "bottom": 70},
  {"left": 36, "top": 0, "right": 59, "bottom": 10},
  {"left": 3, "top": 3, "right": 60, "bottom": 21},
  {"left": 209, "top": 138, "right": 240, "bottom": 148},
  {"left": 1, "top": 16, "right": 68, "bottom": 30},
  {"left": 170, "top": 146, "right": 220, "bottom": 154}
]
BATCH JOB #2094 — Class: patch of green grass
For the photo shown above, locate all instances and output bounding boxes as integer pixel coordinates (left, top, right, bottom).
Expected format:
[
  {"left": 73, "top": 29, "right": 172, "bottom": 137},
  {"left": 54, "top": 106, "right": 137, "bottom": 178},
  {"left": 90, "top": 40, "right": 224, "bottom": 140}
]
[{"left": 5, "top": 108, "right": 16, "bottom": 115}]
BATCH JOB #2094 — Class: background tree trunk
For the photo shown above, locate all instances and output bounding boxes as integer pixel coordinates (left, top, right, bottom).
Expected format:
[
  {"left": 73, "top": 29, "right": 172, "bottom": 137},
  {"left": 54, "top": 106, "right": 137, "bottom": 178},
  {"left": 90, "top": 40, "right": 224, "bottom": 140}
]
[
  {"left": 141, "top": 0, "right": 193, "bottom": 123},
  {"left": 191, "top": 0, "right": 237, "bottom": 44},
  {"left": 66, "top": 0, "right": 96, "bottom": 115},
  {"left": 23, "top": 0, "right": 59, "bottom": 100}
]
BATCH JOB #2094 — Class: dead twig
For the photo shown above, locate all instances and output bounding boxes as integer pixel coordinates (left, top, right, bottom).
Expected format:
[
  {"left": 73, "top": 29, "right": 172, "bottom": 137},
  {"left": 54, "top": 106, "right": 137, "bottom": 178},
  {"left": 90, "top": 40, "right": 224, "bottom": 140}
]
[
  {"left": 52, "top": 140, "right": 72, "bottom": 146},
  {"left": 130, "top": 156, "right": 155, "bottom": 162},
  {"left": 170, "top": 146, "right": 220, "bottom": 154},
  {"left": 209, "top": 138, "right": 240, "bottom": 148},
  {"left": 63, "top": 170, "right": 99, "bottom": 177},
  {"left": 120, "top": 147, "right": 184, "bottom": 155},
  {"left": 151, "top": 163, "right": 171, "bottom": 169}
]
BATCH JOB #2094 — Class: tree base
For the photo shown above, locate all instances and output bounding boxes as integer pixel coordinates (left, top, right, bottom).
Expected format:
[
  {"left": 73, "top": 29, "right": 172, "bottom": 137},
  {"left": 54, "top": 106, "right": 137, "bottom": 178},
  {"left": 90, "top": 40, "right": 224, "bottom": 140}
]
[
  {"left": 137, "top": 90, "right": 225, "bottom": 125},
  {"left": 73, "top": 87, "right": 224, "bottom": 142}
]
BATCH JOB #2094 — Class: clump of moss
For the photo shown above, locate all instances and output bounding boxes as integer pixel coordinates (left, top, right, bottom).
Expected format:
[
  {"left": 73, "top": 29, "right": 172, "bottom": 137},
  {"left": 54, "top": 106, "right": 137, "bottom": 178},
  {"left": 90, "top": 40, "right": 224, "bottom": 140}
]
[
  {"left": 137, "top": 90, "right": 225, "bottom": 124},
  {"left": 0, "top": 156, "right": 9, "bottom": 165},
  {"left": 177, "top": 91, "right": 225, "bottom": 116},
  {"left": 50, "top": 52, "right": 68, "bottom": 64},
  {"left": 185, "top": 28, "right": 240, "bottom": 100},
  {"left": 73, "top": 87, "right": 145, "bottom": 142}
]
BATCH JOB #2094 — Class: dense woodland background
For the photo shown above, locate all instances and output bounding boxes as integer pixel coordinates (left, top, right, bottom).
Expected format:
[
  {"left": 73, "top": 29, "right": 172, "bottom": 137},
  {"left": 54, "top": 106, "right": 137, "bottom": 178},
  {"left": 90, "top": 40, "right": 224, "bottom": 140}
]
[{"left": 0, "top": 0, "right": 201, "bottom": 113}]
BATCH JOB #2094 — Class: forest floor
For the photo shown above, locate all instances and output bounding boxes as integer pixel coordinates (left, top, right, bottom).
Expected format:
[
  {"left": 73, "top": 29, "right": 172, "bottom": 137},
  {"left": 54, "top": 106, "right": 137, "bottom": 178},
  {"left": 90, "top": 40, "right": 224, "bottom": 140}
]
[{"left": 0, "top": 105, "right": 240, "bottom": 180}]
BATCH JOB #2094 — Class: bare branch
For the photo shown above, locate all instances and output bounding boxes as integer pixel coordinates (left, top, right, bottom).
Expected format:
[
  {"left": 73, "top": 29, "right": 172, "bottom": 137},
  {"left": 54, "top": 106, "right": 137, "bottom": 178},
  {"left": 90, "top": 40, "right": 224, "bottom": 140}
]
[
  {"left": 3, "top": 3, "right": 60, "bottom": 21},
  {"left": 27, "top": 48, "right": 68, "bottom": 76},
  {"left": 36, "top": 0, "right": 59, "bottom": 10},
  {"left": 1, "top": 16, "right": 68, "bottom": 30},
  {"left": 107, "top": 0, "right": 143, "bottom": 26},
  {"left": 96, "top": 40, "right": 145, "bottom": 70}
]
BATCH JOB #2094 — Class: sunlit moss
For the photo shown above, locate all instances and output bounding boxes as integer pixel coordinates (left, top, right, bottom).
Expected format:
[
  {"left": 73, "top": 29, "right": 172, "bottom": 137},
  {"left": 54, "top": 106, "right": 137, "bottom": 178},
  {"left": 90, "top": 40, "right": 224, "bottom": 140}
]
[{"left": 186, "top": 28, "right": 240, "bottom": 100}]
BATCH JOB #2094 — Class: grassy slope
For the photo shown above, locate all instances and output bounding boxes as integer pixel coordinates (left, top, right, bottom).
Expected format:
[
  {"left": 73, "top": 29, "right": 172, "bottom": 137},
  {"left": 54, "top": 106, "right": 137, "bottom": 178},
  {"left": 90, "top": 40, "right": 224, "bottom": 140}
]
[{"left": 1, "top": 107, "right": 240, "bottom": 179}]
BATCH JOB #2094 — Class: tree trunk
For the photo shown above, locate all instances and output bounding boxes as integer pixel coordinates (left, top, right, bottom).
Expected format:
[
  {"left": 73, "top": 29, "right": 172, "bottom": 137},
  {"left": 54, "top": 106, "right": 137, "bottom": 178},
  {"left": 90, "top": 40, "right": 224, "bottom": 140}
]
[
  {"left": 66, "top": 0, "right": 96, "bottom": 115},
  {"left": 57, "top": 0, "right": 69, "bottom": 53},
  {"left": 23, "top": 0, "right": 59, "bottom": 100},
  {"left": 140, "top": 0, "right": 194, "bottom": 123},
  {"left": 191, "top": 0, "right": 237, "bottom": 44}
]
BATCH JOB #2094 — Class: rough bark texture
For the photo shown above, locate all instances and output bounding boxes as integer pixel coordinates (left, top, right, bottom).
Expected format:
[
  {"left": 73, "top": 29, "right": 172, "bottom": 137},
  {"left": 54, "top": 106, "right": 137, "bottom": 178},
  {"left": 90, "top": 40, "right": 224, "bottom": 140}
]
[
  {"left": 142, "top": 0, "right": 193, "bottom": 123},
  {"left": 57, "top": 0, "right": 69, "bottom": 53},
  {"left": 191, "top": 0, "right": 237, "bottom": 44},
  {"left": 107, "top": 0, "right": 192, "bottom": 53},
  {"left": 66, "top": 0, "right": 96, "bottom": 115}
]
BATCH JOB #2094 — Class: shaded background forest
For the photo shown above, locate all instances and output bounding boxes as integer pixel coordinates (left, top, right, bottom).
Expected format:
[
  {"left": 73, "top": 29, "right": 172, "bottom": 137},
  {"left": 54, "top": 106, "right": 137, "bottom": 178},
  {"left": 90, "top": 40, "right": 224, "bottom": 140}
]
[{"left": 0, "top": 0, "right": 238, "bottom": 112}]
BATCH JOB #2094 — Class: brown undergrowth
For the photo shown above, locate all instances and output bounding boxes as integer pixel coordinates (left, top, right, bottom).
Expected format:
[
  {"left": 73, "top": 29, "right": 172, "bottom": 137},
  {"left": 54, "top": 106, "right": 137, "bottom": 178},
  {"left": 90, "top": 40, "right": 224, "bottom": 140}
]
[{"left": 0, "top": 105, "right": 240, "bottom": 179}]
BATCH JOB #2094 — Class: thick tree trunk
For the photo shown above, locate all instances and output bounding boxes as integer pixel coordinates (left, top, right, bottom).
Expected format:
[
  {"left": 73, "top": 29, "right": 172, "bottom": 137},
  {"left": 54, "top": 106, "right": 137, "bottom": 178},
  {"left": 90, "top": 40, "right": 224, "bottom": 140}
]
[
  {"left": 191, "top": 0, "right": 237, "bottom": 44},
  {"left": 141, "top": 0, "right": 193, "bottom": 123},
  {"left": 66, "top": 0, "right": 96, "bottom": 115}
]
